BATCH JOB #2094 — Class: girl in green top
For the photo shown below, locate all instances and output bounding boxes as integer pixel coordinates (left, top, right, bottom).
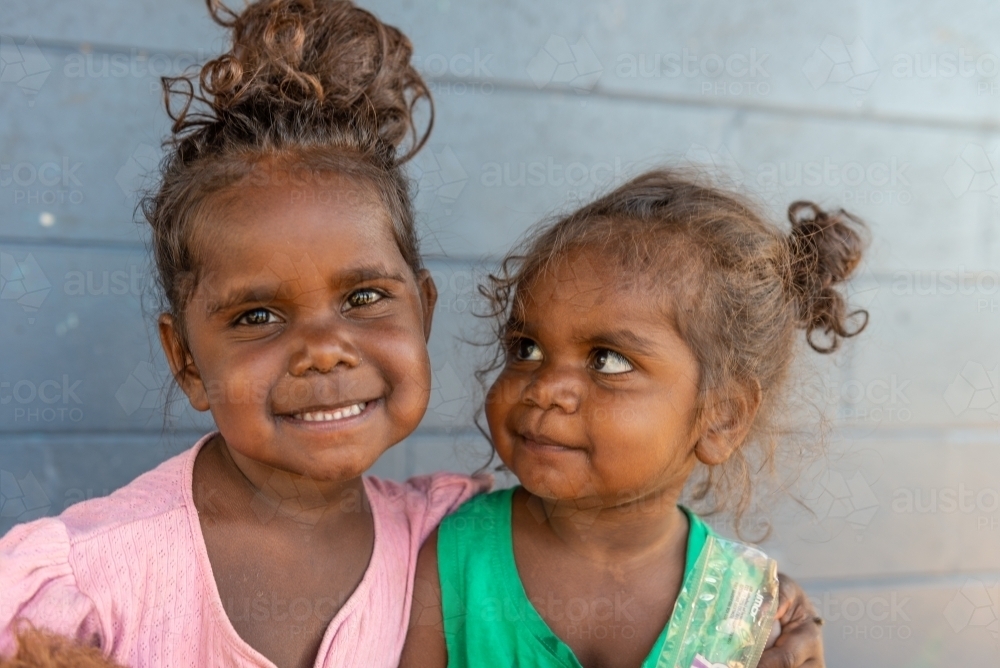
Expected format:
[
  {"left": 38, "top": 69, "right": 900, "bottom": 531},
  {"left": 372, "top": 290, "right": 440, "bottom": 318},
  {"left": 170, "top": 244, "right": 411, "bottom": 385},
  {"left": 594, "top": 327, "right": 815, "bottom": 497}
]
[{"left": 401, "top": 169, "right": 868, "bottom": 668}]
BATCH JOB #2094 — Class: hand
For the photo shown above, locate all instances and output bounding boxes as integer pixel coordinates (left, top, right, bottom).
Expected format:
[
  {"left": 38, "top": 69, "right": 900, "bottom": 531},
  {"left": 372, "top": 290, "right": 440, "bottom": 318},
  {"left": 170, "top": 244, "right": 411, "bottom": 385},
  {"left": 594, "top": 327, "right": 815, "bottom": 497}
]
[{"left": 758, "top": 572, "right": 824, "bottom": 668}]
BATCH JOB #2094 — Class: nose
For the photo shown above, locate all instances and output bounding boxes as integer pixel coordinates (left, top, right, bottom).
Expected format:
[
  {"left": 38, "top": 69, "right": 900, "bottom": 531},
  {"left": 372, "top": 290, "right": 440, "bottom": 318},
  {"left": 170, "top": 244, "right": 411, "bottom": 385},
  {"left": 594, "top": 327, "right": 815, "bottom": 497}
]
[
  {"left": 288, "top": 320, "right": 362, "bottom": 375},
  {"left": 521, "top": 363, "right": 585, "bottom": 414}
]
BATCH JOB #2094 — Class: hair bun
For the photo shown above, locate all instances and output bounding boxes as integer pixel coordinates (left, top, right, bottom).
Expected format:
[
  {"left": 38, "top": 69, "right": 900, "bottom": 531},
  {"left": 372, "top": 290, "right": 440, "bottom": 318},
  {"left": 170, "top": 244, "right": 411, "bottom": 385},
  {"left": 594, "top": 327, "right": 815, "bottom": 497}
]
[
  {"left": 785, "top": 201, "right": 869, "bottom": 352},
  {"left": 166, "top": 0, "right": 432, "bottom": 162}
]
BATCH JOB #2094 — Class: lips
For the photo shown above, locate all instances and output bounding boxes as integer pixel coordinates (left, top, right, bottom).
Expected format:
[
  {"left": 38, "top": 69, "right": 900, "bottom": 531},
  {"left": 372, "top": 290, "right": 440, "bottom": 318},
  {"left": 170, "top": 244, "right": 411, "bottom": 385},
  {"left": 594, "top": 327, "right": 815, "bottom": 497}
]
[
  {"left": 519, "top": 429, "right": 581, "bottom": 452},
  {"left": 278, "top": 398, "right": 379, "bottom": 424},
  {"left": 295, "top": 402, "right": 367, "bottom": 422}
]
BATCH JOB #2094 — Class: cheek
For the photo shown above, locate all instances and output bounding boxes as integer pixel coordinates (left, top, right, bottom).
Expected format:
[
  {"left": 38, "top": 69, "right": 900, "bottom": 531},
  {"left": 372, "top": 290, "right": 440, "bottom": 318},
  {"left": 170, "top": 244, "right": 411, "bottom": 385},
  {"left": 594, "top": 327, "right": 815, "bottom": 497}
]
[
  {"left": 587, "top": 391, "right": 698, "bottom": 471},
  {"left": 192, "top": 342, "right": 282, "bottom": 415},
  {"left": 375, "top": 330, "right": 433, "bottom": 420},
  {"left": 484, "top": 373, "right": 521, "bottom": 442}
]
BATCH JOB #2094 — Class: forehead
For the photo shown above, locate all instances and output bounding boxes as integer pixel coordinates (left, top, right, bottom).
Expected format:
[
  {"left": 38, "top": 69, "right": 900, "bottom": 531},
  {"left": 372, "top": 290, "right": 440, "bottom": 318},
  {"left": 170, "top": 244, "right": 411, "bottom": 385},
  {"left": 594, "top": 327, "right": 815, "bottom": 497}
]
[
  {"left": 190, "top": 172, "right": 406, "bottom": 284},
  {"left": 516, "top": 249, "right": 677, "bottom": 329}
]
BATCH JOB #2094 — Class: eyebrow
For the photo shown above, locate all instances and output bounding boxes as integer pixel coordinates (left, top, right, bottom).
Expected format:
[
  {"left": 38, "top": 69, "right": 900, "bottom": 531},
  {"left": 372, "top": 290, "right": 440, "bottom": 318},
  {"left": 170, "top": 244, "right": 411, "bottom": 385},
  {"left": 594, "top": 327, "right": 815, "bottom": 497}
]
[
  {"left": 577, "top": 329, "right": 658, "bottom": 356},
  {"left": 202, "top": 264, "right": 409, "bottom": 316},
  {"left": 333, "top": 265, "right": 409, "bottom": 288}
]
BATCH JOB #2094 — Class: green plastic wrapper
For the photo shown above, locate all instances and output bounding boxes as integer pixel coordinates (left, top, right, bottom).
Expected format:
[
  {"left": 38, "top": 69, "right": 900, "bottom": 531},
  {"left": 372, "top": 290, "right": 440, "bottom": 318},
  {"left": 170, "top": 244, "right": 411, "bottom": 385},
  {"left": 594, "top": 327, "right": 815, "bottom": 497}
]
[{"left": 655, "top": 534, "right": 779, "bottom": 668}]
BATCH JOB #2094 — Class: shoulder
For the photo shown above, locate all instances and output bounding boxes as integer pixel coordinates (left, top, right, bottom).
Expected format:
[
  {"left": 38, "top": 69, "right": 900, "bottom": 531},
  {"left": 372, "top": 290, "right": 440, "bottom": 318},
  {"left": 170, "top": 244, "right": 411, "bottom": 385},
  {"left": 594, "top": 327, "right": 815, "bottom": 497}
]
[
  {"left": 0, "top": 435, "right": 212, "bottom": 658},
  {"left": 56, "top": 438, "right": 206, "bottom": 542},
  {"left": 435, "top": 487, "right": 513, "bottom": 577},
  {"left": 681, "top": 506, "right": 714, "bottom": 537},
  {"left": 364, "top": 472, "right": 493, "bottom": 522},
  {"left": 0, "top": 517, "right": 99, "bottom": 655},
  {"left": 439, "top": 485, "right": 511, "bottom": 528}
]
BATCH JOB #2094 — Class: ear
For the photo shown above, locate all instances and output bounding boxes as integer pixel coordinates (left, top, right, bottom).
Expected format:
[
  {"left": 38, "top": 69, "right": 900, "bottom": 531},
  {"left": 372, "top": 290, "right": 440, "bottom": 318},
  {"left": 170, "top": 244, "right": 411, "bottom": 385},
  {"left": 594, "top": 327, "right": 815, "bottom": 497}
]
[
  {"left": 694, "top": 379, "right": 762, "bottom": 466},
  {"left": 415, "top": 268, "right": 438, "bottom": 341},
  {"left": 158, "top": 314, "right": 211, "bottom": 412}
]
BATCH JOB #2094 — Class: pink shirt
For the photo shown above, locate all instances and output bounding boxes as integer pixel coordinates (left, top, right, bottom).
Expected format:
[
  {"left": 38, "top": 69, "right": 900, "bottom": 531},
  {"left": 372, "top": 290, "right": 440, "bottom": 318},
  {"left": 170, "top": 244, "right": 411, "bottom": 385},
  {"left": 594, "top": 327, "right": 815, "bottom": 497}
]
[{"left": 0, "top": 433, "right": 489, "bottom": 667}]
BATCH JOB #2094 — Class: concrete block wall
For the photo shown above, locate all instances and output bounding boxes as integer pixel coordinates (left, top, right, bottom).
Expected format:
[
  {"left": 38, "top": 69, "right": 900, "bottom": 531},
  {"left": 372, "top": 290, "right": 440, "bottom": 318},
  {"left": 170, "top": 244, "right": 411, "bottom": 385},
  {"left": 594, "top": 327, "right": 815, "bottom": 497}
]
[{"left": 4, "top": 0, "right": 1000, "bottom": 663}]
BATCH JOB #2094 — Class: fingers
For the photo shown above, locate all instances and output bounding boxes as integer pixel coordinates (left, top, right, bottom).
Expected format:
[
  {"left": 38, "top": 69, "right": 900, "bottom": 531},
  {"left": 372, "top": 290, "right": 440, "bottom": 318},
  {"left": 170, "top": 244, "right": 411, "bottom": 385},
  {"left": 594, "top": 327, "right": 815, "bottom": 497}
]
[
  {"left": 758, "top": 617, "right": 825, "bottom": 668},
  {"left": 758, "top": 649, "right": 824, "bottom": 668},
  {"left": 776, "top": 572, "right": 809, "bottom": 622}
]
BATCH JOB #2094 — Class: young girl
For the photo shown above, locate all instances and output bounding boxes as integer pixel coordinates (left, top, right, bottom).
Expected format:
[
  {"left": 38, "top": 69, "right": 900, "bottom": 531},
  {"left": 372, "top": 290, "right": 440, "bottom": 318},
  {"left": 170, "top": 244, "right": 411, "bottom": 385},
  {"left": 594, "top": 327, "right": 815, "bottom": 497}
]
[
  {"left": 401, "top": 172, "right": 866, "bottom": 667},
  {"left": 0, "top": 1, "right": 824, "bottom": 666},
  {"left": 0, "top": 1, "right": 490, "bottom": 667}
]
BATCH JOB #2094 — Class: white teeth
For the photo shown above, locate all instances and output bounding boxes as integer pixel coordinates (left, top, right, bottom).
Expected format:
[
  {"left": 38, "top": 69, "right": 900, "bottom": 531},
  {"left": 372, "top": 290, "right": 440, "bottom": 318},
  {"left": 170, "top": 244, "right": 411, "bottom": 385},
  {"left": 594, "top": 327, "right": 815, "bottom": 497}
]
[{"left": 295, "top": 402, "right": 367, "bottom": 422}]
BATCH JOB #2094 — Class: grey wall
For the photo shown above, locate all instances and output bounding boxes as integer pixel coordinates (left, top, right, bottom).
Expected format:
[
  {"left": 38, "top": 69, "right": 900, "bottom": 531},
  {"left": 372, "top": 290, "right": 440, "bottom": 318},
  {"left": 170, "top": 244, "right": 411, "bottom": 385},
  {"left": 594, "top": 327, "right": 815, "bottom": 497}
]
[{"left": 3, "top": 0, "right": 1000, "bottom": 664}]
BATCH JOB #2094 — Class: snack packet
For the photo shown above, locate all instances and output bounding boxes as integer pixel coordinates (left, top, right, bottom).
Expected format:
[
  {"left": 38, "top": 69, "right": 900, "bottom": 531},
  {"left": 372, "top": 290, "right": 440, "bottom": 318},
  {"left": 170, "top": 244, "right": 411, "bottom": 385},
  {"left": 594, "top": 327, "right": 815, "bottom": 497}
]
[{"left": 655, "top": 535, "right": 779, "bottom": 668}]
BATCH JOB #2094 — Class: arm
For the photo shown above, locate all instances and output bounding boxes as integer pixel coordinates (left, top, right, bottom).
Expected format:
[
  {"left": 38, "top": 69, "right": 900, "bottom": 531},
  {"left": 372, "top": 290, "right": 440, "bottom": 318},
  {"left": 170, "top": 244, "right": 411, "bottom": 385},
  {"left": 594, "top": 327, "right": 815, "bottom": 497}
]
[
  {"left": 758, "top": 572, "right": 824, "bottom": 668},
  {"left": 0, "top": 519, "right": 103, "bottom": 658},
  {"left": 399, "top": 527, "right": 448, "bottom": 668}
]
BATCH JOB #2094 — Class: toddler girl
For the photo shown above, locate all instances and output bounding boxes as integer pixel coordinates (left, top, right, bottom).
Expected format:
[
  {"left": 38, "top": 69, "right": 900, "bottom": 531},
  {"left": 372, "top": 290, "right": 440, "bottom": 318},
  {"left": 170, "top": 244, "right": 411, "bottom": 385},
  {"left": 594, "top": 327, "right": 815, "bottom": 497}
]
[{"left": 402, "top": 171, "right": 866, "bottom": 667}]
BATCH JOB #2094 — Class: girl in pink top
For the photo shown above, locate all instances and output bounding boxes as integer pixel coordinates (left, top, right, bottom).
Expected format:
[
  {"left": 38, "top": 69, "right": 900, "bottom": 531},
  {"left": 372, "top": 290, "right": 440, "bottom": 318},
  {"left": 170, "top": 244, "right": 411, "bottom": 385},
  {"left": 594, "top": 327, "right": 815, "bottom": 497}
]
[
  {"left": 0, "top": 1, "right": 823, "bottom": 667},
  {"left": 0, "top": 1, "right": 487, "bottom": 666}
]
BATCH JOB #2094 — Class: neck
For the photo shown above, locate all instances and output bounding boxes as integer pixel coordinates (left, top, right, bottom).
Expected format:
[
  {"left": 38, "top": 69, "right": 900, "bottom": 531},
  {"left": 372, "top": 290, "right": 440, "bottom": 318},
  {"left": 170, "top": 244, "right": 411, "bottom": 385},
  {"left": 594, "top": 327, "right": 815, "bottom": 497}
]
[
  {"left": 217, "top": 435, "right": 368, "bottom": 529},
  {"left": 527, "top": 486, "right": 689, "bottom": 564}
]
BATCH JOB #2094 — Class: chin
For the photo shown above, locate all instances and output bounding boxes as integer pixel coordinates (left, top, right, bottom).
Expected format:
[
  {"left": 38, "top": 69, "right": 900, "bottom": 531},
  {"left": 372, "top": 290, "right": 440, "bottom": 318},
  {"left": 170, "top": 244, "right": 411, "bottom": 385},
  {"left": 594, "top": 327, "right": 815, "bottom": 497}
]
[
  {"left": 515, "top": 470, "right": 592, "bottom": 502},
  {"left": 305, "top": 445, "right": 387, "bottom": 481}
]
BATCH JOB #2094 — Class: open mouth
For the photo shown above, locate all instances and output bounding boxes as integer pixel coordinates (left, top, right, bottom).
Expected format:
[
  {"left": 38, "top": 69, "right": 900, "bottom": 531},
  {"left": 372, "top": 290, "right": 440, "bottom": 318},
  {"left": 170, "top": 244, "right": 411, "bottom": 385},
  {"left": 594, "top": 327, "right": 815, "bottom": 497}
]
[
  {"left": 280, "top": 398, "right": 380, "bottom": 425},
  {"left": 296, "top": 402, "right": 367, "bottom": 422}
]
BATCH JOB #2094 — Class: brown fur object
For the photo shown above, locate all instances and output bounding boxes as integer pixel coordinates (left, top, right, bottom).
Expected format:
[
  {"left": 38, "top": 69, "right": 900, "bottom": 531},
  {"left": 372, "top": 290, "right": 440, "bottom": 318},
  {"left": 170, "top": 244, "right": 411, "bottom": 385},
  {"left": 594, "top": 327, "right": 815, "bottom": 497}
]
[{"left": 0, "top": 627, "right": 125, "bottom": 668}]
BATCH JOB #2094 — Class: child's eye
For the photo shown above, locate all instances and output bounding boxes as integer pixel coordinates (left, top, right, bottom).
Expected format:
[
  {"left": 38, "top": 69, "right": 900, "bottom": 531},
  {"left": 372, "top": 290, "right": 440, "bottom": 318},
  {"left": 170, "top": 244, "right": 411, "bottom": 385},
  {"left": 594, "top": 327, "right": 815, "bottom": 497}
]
[
  {"left": 236, "top": 308, "right": 280, "bottom": 326},
  {"left": 512, "top": 338, "right": 543, "bottom": 362},
  {"left": 592, "top": 349, "right": 633, "bottom": 374},
  {"left": 346, "top": 288, "right": 385, "bottom": 309}
]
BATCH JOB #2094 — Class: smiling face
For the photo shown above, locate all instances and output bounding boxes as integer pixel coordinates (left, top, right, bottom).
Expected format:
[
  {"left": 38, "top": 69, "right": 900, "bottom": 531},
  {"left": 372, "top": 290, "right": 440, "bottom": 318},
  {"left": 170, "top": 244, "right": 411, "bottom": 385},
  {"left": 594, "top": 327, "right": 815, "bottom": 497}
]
[
  {"left": 160, "top": 169, "right": 435, "bottom": 484},
  {"left": 485, "top": 249, "right": 707, "bottom": 506}
]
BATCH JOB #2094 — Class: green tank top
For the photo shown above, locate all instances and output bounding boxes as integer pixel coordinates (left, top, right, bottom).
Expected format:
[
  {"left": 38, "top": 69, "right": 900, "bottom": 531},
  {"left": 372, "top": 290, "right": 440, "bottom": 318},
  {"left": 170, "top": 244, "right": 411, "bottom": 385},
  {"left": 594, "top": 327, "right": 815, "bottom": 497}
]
[{"left": 437, "top": 486, "right": 710, "bottom": 668}]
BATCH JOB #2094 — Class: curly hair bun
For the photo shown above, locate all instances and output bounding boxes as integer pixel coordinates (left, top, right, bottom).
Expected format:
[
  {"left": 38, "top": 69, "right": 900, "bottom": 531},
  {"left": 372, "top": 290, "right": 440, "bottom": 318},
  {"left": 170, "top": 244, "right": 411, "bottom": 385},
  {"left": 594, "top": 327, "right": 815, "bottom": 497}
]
[
  {"left": 167, "top": 0, "right": 432, "bottom": 162},
  {"left": 785, "top": 201, "right": 869, "bottom": 353}
]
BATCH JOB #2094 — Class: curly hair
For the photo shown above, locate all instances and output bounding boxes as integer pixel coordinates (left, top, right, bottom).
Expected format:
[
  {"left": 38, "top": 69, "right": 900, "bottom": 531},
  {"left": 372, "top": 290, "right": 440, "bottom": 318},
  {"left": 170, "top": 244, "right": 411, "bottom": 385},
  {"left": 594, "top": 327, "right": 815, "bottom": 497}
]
[
  {"left": 0, "top": 624, "right": 125, "bottom": 668},
  {"left": 142, "top": 0, "right": 432, "bottom": 344},
  {"left": 477, "top": 169, "right": 870, "bottom": 534}
]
